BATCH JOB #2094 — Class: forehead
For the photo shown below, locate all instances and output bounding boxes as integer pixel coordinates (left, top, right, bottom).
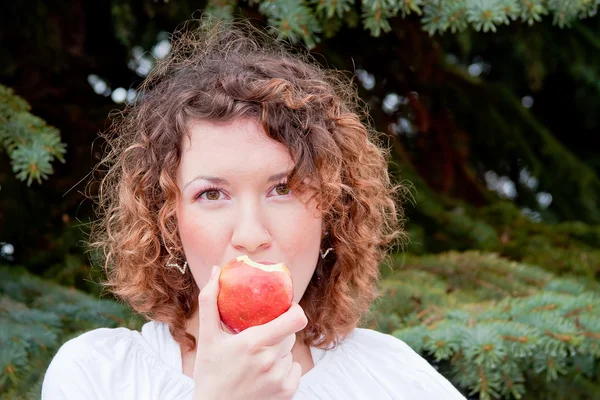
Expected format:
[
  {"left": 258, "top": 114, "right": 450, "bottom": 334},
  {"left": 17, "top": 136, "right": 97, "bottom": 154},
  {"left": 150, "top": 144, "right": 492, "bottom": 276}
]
[{"left": 179, "top": 118, "right": 294, "bottom": 177}]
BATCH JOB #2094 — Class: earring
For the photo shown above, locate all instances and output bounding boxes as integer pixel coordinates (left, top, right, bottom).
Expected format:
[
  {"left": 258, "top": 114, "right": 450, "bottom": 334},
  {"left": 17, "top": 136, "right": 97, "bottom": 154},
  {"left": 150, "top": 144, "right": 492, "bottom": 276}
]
[
  {"left": 166, "top": 253, "right": 188, "bottom": 274},
  {"left": 320, "top": 247, "right": 334, "bottom": 259}
]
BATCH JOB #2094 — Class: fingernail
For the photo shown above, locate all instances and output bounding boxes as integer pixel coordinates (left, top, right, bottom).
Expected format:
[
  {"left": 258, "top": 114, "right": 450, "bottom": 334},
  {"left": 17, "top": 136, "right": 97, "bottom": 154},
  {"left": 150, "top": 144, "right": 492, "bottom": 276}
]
[{"left": 211, "top": 265, "right": 219, "bottom": 280}]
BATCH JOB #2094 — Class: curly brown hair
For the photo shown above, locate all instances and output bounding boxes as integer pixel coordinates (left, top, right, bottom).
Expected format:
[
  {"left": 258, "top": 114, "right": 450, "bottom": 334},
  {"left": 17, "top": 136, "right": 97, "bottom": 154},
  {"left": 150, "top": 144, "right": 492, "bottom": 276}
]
[{"left": 89, "top": 18, "right": 407, "bottom": 354}]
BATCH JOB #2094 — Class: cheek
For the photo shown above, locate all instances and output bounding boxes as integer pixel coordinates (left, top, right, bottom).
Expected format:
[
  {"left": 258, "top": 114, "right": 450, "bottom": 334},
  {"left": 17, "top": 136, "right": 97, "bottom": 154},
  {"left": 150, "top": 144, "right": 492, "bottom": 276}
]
[
  {"left": 176, "top": 207, "right": 228, "bottom": 283},
  {"left": 278, "top": 217, "right": 321, "bottom": 258},
  {"left": 275, "top": 205, "right": 322, "bottom": 301}
]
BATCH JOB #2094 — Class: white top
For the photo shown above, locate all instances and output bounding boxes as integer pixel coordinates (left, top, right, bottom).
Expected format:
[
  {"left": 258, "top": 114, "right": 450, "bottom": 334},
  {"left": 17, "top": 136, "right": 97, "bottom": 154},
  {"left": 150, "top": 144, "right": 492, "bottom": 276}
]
[{"left": 41, "top": 320, "right": 466, "bottom": 399}]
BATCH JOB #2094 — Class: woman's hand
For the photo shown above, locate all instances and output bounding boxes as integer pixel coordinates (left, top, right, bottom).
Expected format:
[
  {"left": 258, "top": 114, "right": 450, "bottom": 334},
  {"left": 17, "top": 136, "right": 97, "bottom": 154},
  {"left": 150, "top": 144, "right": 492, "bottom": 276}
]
[{"left": 192, "top": 265, "right": 308, "bottom": 400}]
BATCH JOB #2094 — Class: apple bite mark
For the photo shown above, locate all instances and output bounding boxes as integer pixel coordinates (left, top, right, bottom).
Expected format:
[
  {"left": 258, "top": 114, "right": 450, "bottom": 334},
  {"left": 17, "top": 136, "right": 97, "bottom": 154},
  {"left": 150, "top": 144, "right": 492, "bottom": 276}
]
[
  {"left": 235, "top": 255, "right": 289, "bottom": 273},
  {"left": 216, "top": 255, "right": 294, "bottom": 333}
]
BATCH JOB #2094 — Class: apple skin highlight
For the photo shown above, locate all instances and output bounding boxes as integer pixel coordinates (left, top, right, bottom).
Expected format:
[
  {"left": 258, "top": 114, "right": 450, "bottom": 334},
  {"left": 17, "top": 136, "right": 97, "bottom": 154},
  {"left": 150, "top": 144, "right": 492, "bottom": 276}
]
[{"left": 217, "top": 255, "right": 294, "bottom": 333}]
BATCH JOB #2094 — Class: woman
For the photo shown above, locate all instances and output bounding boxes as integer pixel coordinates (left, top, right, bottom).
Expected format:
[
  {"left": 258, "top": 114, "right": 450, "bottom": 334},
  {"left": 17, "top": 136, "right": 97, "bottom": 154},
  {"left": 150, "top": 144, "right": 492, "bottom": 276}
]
[{"left": 41, "top": 18, "right": 466, "bottom": 400}]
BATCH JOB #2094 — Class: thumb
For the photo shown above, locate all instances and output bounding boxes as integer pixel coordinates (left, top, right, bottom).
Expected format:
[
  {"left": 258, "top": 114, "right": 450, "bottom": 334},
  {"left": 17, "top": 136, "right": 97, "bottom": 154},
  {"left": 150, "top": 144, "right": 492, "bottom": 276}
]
[{"left": 197, "top": 265, "right": 222, "bottom": 344}]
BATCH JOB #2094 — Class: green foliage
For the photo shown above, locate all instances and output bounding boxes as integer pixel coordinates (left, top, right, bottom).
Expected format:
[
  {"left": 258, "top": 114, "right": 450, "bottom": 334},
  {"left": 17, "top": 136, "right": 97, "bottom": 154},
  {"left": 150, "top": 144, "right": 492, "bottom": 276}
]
[
  {"left": 387, "top": 150, "right": 600, "bottom": 281},
  {"left": 398, "top": 172, "right": 600, "bottom": 280},
  {"left": 365, "top": 251, "right": 600, "bottom": 399},
  {"left": 0, "top": 265, "right": 144, "bottom": 399},
  {"left": 0, "top": 84, "right": 66, "bottom": 186},
  {"left": 389, "top": 160, "right": 502, "bottom": 254},
  {"left": 439, "top": 67, "right": 600, "bottom": 224},
  {"left": 198, "top": 0, "right": 600, "bottom": 47},
  {"left": 476, "top": 203, "right": 600, "bottom": 280},
  {"left": 258, "top": 0, "right": 322, "bottom": 48},
  {"left": 27, "top": 219, "right": 107, "bottom": 296}
]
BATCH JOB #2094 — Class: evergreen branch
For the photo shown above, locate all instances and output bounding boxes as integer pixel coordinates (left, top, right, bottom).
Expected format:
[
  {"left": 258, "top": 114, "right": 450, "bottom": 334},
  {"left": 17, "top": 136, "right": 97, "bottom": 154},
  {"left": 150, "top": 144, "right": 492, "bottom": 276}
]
[
  {"left": 466, "top": 0, "right": 516, "bottom": 32},
  {"left": 548, "top": 0, "right": 600, "bottom": 28},
  {"left": 312, "top": 0, "right": 355, "bottom": 18},
  {"left": 518, "top": 0, "right": 548, "bottom": 25},
  {"left": 0, "top": 265, "right": 144, "bottom": 396},
  {"left": 422, "top": 1, "right": 470, "bottom": 35},
  {"left": 257, "top": 0, "right": 322, "bottom": 48},
  {"left": 397, "top": 0, "right": 425, "bottom": 17},
  {"left": 0, "top": 84, "right": 67, "bottom": 186},
  {"left": 366, "top": 251, "right": 600, "bottom": 399},
  {"left": 361, "top": 0, "right": 397, "bottom": 36},
  {"left": 241, "top": 0, "right": 600, "bottom": 46}
]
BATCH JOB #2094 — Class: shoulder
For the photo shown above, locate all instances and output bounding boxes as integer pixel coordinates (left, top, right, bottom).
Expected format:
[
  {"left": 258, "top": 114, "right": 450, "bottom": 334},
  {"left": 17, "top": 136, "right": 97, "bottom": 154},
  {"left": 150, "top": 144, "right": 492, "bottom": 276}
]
[
  {"left": 47, "top": 325, "right": 141, "bottom": 367},
  {"left": 337, "top": 328, "right": 437, "bottom": 372},
  {"left": 42, "top": 322, "right": 187, "bottom": 399},
  {"left": 41, "top": 326, "right": 139, "bottom": 398},
  {"left": 348, "top": 328, "right": 466, "bottom": 398},
  {"left": 301, "top": 328, "right": 466, "bottom": 399},
  {"left": 344, "top": 327, "right": 433, "bottom": 362}
]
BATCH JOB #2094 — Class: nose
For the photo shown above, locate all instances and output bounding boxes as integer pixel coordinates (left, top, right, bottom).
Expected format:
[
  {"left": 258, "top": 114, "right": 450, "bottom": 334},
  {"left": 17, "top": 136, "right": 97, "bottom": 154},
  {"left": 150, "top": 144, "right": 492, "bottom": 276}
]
[{"left": 230, "top": 202, "right": 272, "bottom": 254}]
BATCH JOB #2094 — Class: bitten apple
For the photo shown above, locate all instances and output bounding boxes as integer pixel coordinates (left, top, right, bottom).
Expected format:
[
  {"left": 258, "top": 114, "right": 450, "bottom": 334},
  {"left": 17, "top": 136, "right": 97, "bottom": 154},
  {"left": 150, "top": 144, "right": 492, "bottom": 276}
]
[{"left": 217, "top": 255, "right": 294, "bottom": 333}]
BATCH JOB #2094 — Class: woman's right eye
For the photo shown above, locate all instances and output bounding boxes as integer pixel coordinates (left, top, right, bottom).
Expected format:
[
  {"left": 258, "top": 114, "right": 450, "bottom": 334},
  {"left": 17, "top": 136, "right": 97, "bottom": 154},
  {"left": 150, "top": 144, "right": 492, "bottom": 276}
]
[{"left": 196, "top": 189, "right": 222, "bottom": 201}]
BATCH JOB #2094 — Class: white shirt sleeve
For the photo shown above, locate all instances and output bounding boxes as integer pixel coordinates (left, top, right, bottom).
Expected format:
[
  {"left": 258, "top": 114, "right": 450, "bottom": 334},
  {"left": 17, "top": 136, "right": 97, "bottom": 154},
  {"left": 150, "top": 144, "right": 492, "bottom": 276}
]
[
  {"left": 41, "top": 335, "right": 99, "bottom": 399},
  {"left": 296, "top": 328, "right": 466, "bottom": 400},
  {"left": 41, "top": 326, "right": 194, "bottom": 400}
]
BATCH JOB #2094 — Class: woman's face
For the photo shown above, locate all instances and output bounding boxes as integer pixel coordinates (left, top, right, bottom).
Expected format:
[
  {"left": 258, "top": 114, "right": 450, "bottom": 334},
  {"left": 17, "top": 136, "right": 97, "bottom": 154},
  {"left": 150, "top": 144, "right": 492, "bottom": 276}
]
[{"left": 175, "top": 118, "right": 323, "bottom": 303}]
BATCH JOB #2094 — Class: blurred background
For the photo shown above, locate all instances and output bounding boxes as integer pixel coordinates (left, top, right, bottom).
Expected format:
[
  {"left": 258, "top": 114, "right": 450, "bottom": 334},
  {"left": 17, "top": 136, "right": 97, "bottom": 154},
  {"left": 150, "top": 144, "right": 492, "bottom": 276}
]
[{"left": 1, "top": 1, "right": 600, "bottom": 399}]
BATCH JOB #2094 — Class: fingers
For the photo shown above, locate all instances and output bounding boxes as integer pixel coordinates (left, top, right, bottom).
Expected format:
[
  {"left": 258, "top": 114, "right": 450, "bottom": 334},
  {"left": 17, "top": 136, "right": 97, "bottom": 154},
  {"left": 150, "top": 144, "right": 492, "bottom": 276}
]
[
  {"left": 244, "top": 303, "right": 308, "bottom": 347},
  {"left": 273, "top": 333, "right": 297, "bottom": 360},
  {"left": 280, "top": 361, "right": 302, "bottom": 399},
  {"left": 197, "top": 265, "right": 222, "bottom": 343},
  {"left": 270, "top": 353, "right": 298, "bottom": 399},
  {"left": 276, "top": 352, "right": 293, "bottom": 376}
]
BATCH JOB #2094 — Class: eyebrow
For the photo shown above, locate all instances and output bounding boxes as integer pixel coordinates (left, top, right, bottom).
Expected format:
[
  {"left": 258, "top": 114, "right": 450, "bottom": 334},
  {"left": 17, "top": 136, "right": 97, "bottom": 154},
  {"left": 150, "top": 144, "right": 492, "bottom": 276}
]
[{"left": 183, "top": 170, "right": 291, "bottom": 191}]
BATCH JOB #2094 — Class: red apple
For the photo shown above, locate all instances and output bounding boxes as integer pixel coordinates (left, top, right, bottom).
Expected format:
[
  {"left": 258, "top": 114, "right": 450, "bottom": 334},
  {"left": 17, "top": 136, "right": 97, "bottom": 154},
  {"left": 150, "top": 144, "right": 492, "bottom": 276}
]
[{"left": 217, "top": 255, "right": 293, "bottom": 333}]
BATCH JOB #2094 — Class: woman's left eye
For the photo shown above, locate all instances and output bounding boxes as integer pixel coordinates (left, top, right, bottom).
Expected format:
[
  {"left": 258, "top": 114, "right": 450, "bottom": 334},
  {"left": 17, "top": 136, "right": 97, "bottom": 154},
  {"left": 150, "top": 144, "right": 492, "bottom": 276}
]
[{"left": 270, "top": 182, "right": 291, "bottom": 196}]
